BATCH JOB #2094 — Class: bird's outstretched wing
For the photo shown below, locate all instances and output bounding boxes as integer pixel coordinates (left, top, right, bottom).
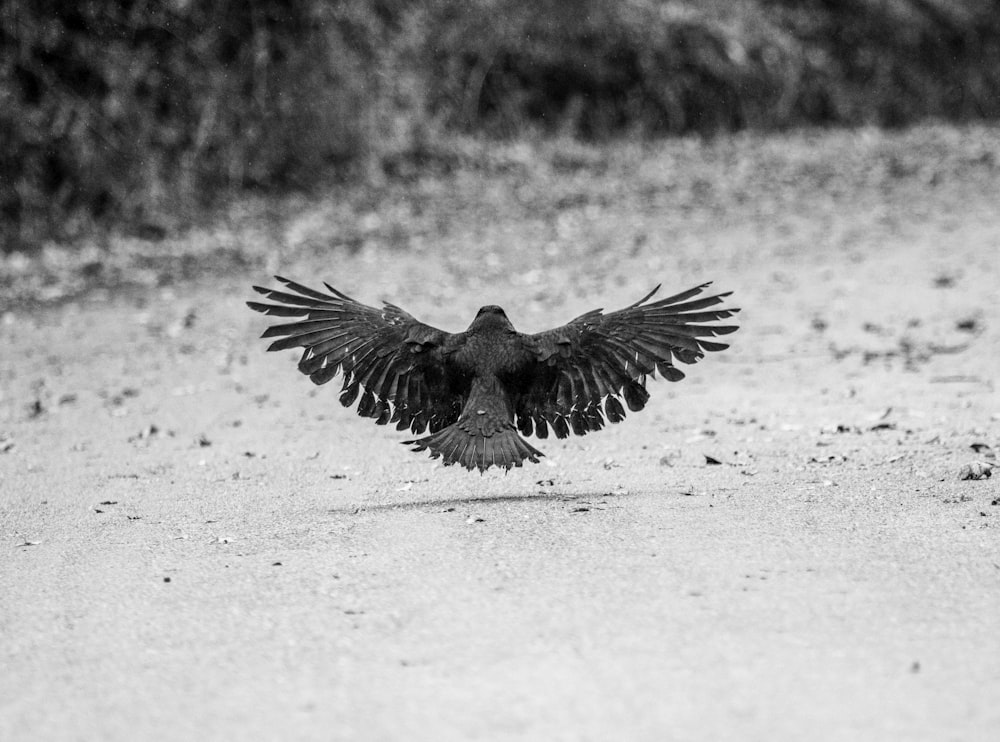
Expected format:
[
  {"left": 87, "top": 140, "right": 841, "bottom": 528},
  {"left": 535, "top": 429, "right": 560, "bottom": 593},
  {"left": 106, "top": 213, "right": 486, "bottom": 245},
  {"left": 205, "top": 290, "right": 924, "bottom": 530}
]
[
  {"left": 515, "top": 283, "right": 739, "bottom": 439},
  {"left": 247, "top": 277, "right": 465, "bottom": 434}
]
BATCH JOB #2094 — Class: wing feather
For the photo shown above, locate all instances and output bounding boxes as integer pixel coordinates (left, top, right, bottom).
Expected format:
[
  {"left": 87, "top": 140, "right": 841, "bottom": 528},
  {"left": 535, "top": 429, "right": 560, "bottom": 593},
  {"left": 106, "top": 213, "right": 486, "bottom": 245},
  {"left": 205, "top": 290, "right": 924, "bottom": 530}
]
[
  {"left": 248, "top": 277, "right": 466, "bottom": 433},
  {"left": 516, "top": 282, "right": 739, "bottom": 434}
]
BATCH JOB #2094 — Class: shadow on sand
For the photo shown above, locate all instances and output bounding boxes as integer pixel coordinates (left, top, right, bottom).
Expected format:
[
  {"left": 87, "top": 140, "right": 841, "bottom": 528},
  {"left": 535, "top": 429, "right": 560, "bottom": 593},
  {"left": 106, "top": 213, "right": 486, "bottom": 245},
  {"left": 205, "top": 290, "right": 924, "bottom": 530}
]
[{"left": 327, "top": 488, "right": 647, "bottom": 514}]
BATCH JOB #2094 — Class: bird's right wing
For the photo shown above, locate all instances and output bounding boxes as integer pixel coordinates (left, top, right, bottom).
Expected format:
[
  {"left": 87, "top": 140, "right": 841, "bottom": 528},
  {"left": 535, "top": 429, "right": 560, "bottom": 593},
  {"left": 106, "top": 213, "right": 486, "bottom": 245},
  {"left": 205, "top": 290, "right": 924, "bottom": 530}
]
[
  {"left": 515, "top": 283, "right": 739, "bottom": 438},
  {"left": 247, "top": 277, "right": 464, "bottom": 434}
]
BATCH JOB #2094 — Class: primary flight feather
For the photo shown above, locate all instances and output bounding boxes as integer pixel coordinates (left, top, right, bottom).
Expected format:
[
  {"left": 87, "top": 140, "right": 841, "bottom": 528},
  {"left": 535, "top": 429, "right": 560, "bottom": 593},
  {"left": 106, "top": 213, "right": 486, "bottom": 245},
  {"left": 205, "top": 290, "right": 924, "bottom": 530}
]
[{"left": 248, "top": 277, "right": 739, "bottom": 472}]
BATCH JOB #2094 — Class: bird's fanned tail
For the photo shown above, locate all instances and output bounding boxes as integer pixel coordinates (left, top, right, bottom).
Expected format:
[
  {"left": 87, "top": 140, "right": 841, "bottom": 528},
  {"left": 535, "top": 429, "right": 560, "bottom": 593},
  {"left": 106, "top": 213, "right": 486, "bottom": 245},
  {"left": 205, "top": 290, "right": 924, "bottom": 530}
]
[
  {"left": 404, "top": 376, "right": 543, "bottom": 472},
  {"left": 404, "top": 424, "right": 543, "bottom": 473}
]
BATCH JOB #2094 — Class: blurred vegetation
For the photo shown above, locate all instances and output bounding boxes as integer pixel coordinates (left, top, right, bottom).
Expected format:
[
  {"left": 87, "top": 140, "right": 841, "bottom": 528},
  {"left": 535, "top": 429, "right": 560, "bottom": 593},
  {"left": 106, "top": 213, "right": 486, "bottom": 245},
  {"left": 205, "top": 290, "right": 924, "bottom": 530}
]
[{"left": 3, "top": 0, "right": 1000, "bottom": 251}]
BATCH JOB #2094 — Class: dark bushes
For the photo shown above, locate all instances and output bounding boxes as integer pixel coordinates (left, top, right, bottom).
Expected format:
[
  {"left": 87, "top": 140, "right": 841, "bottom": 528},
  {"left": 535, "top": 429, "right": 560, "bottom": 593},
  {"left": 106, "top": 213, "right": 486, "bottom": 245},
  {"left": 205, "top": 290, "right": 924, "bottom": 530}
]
[
  {"left": 3, "top": 0, "right": 1000, "bottom": 251},
  {"left": 1, "top": 1, "right": 382, "bottom": 248},
  {"left": 417, "top": 0, "right": 1000, "bottom": 136}
]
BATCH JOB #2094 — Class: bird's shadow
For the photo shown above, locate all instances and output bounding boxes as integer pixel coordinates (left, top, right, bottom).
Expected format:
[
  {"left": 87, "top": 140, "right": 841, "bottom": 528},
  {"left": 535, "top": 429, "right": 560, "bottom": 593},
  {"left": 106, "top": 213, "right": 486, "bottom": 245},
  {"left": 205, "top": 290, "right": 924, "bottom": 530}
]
[{"left": 328, "top": 488, "right": 647, "bottom": 514}]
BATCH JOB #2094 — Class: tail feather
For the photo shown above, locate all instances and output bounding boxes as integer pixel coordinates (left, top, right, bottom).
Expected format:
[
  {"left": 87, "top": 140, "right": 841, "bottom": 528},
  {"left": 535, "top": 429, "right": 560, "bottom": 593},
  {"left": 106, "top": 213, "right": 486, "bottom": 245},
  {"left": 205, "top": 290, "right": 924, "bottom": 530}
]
[{"left": 405, "top": 423, "right": 543, "bottom": 472}]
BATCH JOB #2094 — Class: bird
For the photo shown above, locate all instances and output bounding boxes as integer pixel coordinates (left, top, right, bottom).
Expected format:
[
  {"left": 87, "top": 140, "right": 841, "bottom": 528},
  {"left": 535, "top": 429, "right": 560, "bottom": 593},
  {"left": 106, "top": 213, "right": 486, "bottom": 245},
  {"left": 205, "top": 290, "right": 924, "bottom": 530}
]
[{"left": 247, "top": 277, "right": 739, "bottom": 472}]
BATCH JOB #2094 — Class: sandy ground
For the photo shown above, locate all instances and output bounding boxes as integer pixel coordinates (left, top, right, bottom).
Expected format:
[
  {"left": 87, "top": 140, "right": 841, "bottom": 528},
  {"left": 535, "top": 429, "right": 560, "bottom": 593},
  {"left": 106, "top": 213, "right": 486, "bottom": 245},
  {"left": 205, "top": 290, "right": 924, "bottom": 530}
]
[{"left": 2, "top": 127, "right": 999, "bottom": 740}]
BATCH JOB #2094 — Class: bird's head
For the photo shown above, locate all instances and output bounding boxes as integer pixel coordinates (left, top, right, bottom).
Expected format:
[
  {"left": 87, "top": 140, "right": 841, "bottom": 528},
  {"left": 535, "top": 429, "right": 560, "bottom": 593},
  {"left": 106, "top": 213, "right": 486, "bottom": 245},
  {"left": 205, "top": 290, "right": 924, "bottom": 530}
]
[
  {"left": 469, "top": 305, "right": 513, "bottom": 331},
  {"left": 476, "top": 305, "right": 507, "bottom": 318}
]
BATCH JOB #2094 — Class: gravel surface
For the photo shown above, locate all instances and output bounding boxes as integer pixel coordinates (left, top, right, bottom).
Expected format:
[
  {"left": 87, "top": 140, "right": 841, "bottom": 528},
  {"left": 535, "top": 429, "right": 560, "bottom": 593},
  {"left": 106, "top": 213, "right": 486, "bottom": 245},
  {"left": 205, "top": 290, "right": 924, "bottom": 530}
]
[{"left": 2, "top": 126, "right": 999, "bottom": 741}]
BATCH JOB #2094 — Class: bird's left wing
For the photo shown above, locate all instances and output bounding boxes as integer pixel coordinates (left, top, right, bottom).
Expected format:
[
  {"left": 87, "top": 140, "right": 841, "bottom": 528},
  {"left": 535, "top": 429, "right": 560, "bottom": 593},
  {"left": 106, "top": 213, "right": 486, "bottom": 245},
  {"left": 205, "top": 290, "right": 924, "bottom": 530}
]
[
  {"left": 247, "top": 276, "right": 463, "bottom": 434},
  {"left": 514, "top": 283, "right": 739, "bottom": 439}
]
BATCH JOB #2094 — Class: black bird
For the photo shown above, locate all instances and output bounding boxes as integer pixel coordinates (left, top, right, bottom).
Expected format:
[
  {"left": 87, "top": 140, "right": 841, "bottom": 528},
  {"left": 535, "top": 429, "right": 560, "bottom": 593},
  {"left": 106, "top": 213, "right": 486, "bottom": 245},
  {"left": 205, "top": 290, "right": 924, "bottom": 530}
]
[{"left": 248, "top": 277, "right": 739, "bottom": 472}]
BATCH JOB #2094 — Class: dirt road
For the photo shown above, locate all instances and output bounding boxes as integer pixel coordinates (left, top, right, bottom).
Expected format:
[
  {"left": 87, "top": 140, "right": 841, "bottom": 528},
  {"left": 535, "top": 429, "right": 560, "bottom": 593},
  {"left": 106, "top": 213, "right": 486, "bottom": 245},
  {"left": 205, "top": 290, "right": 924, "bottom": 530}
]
[{"left": 2, "top": 127, "right": 999, "bottom": 740}]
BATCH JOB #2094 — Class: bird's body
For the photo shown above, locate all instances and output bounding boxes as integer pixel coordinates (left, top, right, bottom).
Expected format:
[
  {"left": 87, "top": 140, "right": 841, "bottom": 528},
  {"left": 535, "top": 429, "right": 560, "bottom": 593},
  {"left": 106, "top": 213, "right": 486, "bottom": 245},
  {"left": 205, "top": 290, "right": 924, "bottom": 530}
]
[{"left": 248, "top": 278, "right": 739, "bottom": 472}]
